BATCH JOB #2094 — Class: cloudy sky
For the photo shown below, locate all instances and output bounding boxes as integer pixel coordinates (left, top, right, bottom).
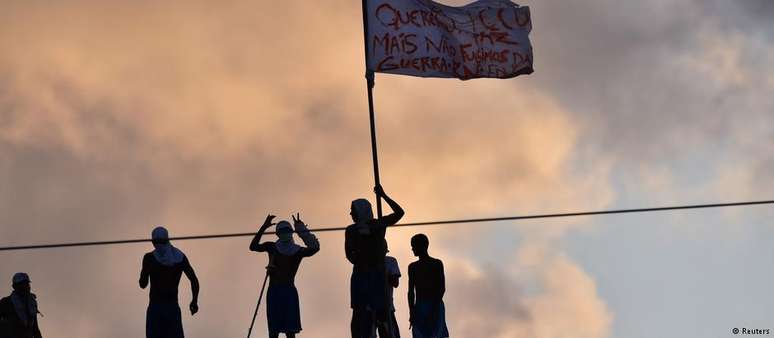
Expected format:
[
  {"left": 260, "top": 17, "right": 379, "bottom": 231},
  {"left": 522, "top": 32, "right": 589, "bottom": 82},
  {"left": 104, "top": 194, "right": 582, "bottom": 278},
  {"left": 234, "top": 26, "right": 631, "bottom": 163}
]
[{"left": 1, "top": 0, "right": 773, "bottom": 337}]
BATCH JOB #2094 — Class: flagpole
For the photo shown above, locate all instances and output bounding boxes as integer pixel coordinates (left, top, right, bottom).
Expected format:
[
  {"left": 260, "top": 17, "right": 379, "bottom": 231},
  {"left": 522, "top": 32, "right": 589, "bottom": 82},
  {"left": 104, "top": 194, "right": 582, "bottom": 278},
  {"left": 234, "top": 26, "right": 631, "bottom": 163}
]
[{"left": 362, "top": 0, "right": 383, "bottom": 218}]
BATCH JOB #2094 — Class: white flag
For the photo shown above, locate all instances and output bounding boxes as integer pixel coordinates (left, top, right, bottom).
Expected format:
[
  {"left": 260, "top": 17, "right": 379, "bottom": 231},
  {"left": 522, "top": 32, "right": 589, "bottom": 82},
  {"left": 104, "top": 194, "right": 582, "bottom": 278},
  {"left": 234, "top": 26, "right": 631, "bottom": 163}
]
[{"left": 366, "top": 0, "right": 533, "bottom": 80}]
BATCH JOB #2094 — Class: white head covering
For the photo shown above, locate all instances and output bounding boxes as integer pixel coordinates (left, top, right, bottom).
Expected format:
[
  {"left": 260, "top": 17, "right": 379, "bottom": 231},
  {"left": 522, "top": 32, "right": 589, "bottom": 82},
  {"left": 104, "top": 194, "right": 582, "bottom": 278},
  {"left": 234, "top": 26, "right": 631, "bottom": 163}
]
[
  {"left": 151, "top": 226, "right": 185, "bottom": 266},
  {"left": 351, "top": 199, "right": 374, "bottom": 234},
  {"left": 275, "top": 221, "right": 301, "bottom": 256}
]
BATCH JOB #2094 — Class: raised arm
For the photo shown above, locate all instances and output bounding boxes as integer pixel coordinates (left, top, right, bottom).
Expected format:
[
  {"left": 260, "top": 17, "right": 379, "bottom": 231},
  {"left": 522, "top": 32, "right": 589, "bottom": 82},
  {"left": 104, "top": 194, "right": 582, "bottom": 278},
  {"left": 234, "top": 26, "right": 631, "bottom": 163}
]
[
  {"left": 250, "top": 215, "right": 276, "bottom": 252},
  {"left": 292, "top": 213, "right": 320, "bottom": 257},
  {"left": 139, "top": 254, "right": 150, "bottom": 289},
  {"left": 182, "top": 257, "right": 200, "bottom": 315},
  {"left": 375, "top": 185, "right": 404, "bottom": 226}
]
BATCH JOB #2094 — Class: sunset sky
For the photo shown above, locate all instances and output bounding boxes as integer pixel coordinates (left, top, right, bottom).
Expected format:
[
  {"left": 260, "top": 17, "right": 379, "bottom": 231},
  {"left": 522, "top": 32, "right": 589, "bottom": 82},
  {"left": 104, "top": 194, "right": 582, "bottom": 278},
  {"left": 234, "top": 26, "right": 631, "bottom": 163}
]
[{"left": 1, "top": 1, "right": 773, "bottom": 337}]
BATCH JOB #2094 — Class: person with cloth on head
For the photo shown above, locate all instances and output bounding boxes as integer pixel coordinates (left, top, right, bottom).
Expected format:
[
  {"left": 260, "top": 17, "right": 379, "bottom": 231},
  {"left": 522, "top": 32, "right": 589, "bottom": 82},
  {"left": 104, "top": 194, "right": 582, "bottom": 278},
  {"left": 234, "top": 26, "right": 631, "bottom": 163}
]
[
  {"left": 250, "top": 213, "right": 320, "bottom": 338},
  {"left": 372, "top": 240, "right": 401, "bottom": 338},
  {"left": 346, "top": 185, "right": 404, "bottom": 338},
  {"left": 139, "top": 226, "right": 200, "bottom": 338},
  {"left": 407, "top": 234, "right": 448, "bottom": 338},
  {"left": 0, "top": 273, "right": 42, "bottom": 338}
]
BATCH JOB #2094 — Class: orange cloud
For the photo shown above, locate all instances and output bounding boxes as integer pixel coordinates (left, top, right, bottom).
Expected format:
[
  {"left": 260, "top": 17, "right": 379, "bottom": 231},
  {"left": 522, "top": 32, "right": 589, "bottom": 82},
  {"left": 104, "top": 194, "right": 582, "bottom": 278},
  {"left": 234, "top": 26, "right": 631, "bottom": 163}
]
[{"left": 0, "top": 1, "right": 614, "bottom": 337}]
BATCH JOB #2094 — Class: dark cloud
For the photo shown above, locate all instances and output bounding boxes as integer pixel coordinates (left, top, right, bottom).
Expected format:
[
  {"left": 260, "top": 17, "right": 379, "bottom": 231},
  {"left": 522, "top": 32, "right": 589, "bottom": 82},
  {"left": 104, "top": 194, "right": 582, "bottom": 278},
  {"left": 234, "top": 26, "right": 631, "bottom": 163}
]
[
  {"left": 701, "top": 0, "right": 774, "bottom": 35},
  {"left": 519, "top": 0, "right": 774, "bottom": 181}
]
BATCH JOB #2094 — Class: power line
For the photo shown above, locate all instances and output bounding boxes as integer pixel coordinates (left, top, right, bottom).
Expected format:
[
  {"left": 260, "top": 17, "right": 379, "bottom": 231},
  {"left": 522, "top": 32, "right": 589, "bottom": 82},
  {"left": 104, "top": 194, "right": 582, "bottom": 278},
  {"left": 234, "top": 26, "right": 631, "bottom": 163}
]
[{"left": 1, "top": 199, "right": 772, "bottom": 252}]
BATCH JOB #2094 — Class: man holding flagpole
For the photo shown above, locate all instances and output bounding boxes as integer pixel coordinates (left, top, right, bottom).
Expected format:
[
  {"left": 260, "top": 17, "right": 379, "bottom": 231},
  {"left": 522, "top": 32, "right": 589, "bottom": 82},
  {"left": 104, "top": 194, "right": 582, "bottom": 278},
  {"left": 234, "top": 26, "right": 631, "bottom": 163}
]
[
  {"left": 345, "top": 186, "right": 404, "bottom": 338},
  {"left": 357, "top": 0, "right": 532, "bottom": 238},
  {"left": 357, "top": 0, "right": 533, "bottom": 336}
]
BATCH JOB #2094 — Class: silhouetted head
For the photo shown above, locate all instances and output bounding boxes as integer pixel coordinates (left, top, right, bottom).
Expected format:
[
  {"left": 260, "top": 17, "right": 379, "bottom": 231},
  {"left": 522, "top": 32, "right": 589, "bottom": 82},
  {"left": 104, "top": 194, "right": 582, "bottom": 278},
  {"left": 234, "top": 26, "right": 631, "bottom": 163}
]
[
  {"left": 350, "top": 199, "right": 374, "bottom": 224},
  {"left": 276, "top": 221, "right": 293, "bottom": 242},
  {"left": 411, "top": 233, "right": 429, "bottom": 257},
  {"left": 151, "top": 226, "right": 171, "bottom": 249},
  {"left": 383, "top": 238, "right": 390, "bottom": 254},
  {"left": 12, "top": 272, "right": 31, "bottom": 295}
]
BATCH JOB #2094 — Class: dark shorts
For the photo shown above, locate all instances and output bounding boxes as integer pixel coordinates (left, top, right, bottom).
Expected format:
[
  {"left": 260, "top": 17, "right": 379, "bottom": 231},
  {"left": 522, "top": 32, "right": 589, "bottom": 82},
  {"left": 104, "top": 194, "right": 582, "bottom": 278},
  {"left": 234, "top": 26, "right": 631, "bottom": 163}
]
[
  {"left": 351, "top": 308, "right": 373, "bottom": 338},
  {"left": 350, "top": 266, "right": 387, "bottom": 314},
  {"left": 266, "top": 284, "right": 302, "bottom": 334},
  {"left": 375, "top": 311, "right": 401, "bottom": 338},
  {"left": 147, "top": 302, "right": 184, "bottom": 338},
  {"left": 352, "top": 310, "right": 401, "bottom": 338},
  {"left": 387, "top": 311, "right": 401, "bottom": 338},
  {"left": 411, "top": 300, "right": 448, "bottom": 338}
]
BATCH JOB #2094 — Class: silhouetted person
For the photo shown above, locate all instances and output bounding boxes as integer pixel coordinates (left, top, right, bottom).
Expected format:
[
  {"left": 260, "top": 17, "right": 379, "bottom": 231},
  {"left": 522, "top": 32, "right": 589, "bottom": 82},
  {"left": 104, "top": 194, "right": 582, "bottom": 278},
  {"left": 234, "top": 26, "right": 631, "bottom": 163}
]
[
  {"left": 346, "top": 185, "right": 404, "bottom": 338},
  {"left": 0, "top": 273, "right": 42, "bottom": 338},
  {"left": 408, "top": 234, "right": 448, "bottom": 338},
  {"left": 139, "top": 226, "right": 199, "bottom": 338},
  {"left": 250, "top": 213, "right": 320, "bottom": 338},
  {"left": 372, "top": 240, "right": 401, "bottom": 338}
]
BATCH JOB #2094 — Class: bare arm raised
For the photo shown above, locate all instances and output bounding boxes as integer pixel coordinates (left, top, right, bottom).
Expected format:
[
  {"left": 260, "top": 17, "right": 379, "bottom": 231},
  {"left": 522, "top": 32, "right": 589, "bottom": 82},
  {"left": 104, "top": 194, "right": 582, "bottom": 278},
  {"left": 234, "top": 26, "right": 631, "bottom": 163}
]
[
  {"left": 292, "top": 213, "right": 320, "bottom": 257},
  {"left": 249, "top": 215, "right": 276, "bottom": 252},
  {"left": 375, "top": 185, "right": 404, "bottom": 226}
]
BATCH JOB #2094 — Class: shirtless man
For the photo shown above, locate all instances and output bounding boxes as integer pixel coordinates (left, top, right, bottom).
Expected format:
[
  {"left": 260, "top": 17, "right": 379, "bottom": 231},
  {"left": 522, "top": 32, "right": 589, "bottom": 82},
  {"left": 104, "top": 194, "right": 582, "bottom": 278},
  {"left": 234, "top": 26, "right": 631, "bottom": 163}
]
[{"left": 139, "top": 227, "right": 199, "bottom": 338}]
